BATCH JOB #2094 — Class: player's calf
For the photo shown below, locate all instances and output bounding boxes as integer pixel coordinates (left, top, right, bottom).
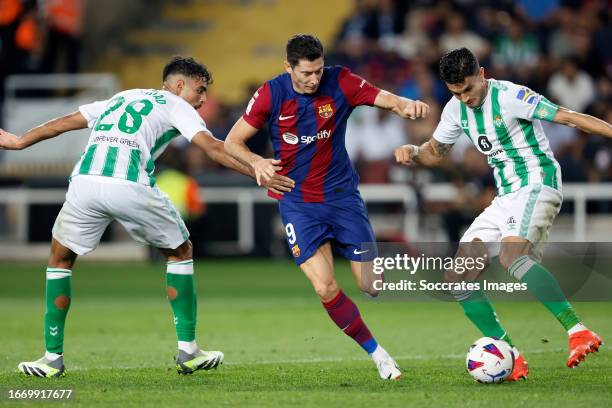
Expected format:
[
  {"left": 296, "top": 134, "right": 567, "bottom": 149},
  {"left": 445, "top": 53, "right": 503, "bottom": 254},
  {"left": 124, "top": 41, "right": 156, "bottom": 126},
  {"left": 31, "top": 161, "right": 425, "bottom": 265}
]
[{"left": 351, "top": 260, "right": 381, "bottom": 298}]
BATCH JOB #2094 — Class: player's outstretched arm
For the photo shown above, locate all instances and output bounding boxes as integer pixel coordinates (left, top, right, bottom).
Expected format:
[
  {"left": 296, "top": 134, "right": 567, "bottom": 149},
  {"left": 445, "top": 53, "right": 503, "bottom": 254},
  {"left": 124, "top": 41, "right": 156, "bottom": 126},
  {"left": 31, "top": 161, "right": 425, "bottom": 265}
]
[
  {"left": 0, "top": 111, "right": 87, "bottom": 150},
  {"left": 224, "top": 118, "right": 295, "bottom": 192},
  {"left": 192, "top": 130, "right": 256, "bottom": 177},
  {"left": 196, "top": 127, "right": 294, "bottom": 195},
  {"left": 395, "top": 138, "right": 453, "bottom": 167},
  {"left": 373, "top": 90, "right": 430, "bottom": 120},
  {"left": 552, "top": 107, "right": 612, "bottom": 138}
]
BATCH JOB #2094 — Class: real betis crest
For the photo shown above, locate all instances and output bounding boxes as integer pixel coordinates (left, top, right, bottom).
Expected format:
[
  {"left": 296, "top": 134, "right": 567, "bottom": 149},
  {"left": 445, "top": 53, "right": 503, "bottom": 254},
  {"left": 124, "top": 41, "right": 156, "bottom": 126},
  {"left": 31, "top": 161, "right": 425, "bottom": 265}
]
[
  {"left": 494, "top": 115, "right": 503, "bottom": 128},
  {"left": 537, "top": 106, "right": 549, "bottom": 119},
  {"left": 461, "top": 119, "right": 468, "bottom": 128},
  {"left": 318, "top": 103, "right": 333, "bottom": 119}
]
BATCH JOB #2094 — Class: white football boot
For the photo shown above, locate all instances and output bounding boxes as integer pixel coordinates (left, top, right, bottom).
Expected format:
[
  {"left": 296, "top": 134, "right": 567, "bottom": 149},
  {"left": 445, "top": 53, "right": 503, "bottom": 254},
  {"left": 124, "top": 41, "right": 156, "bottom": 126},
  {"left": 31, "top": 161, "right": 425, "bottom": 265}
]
[
  {"left": 176, "top": 349, "right": 224, "bottom": 374},
  {"left": 370, "top": 345, "right": 401, "bottom": 380}
]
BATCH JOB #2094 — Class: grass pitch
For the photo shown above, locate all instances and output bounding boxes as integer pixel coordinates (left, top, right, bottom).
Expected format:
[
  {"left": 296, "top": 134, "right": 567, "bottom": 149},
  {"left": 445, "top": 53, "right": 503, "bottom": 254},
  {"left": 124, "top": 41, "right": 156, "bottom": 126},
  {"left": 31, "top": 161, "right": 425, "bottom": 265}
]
[{"left": 0, "top": 259, "right": 610, "bottom": 407}]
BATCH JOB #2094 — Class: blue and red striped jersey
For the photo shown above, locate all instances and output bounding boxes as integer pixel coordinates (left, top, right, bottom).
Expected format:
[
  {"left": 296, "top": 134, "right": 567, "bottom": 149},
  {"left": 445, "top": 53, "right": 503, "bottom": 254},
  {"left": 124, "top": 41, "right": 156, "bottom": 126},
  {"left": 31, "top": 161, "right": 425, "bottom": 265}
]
[{"left": 243, "top": 66, "right": 380, "bottom": 202}]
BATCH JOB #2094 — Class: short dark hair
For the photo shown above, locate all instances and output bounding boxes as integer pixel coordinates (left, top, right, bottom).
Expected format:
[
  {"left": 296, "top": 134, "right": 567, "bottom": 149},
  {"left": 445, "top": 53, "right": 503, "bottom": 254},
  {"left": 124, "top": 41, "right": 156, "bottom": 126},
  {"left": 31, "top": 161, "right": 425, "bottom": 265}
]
[
  {"left": 439, "top": 48, "right": 479, "bottom": 84},
  {"left": 162, "top": 56, "right": 212, "bottom": 84},
  {"left": 286, "top": 34, "right": 324, "bottom": 67}
]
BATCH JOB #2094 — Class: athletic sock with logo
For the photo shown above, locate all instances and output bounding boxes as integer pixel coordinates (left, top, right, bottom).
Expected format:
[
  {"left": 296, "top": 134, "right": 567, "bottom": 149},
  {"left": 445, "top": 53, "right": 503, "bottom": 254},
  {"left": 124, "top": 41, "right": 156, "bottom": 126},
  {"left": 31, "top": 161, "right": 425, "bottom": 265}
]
[
  {"left": 44, "top": 268, "right": 72, "bottom": 354},
  {"left": 452, "top": 288, "right": 514, "bottom": 346},
  {"left": 509, "top": 255, "right": 582, "bottom": 333},
  {"left": 166, "top": 260, "right": 197, "bottom": 345},
  {"left": 322, "top": 290, "right": 378, "bottom": 353}
]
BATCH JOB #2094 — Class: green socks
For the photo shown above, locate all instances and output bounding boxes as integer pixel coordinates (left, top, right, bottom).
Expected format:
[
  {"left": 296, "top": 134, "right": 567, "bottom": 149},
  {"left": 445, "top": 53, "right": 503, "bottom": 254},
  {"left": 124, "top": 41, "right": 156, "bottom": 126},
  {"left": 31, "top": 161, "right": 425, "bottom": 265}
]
[
  {"left": 509, "top": 255, "right": 581, "bottom": 331},
  {"left": 44, "top": 268, "right": 72, "bottom": 354},
  {"left": 453, "top": 288, "right": 514, "bottom": 346},
  {"left": 43, "top": 261, "right": 198, "bottom": 355},
  {"left": 166, "top": 260, "right": 197, "bottom": 342},
  {"left": 452, "top": 254, "right": 582, "bottom": 344}
]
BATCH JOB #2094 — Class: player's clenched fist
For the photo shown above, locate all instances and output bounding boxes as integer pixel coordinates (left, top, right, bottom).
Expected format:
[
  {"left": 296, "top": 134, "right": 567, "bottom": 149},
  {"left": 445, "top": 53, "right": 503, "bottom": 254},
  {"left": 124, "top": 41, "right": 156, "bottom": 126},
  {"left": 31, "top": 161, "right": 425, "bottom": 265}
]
[
  {"left": 401, "top": 99, "right": 430, "bottom": 120},
  {"left": 394, "top": 144, "right": 419, "bottom": 165}
]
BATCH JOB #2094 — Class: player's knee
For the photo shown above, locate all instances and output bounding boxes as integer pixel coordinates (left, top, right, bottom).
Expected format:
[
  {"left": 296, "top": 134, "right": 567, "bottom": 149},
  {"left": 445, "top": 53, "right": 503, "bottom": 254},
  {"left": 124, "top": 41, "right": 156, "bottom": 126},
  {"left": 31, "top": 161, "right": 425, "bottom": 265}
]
[
  {"left": 48, "top": 240, "right": 77, "bottom": 270},
  {"left": 444, "top": 269, "right": 465, "bottom": 283},
  {"left": 445, "top": 241, "right": 490, "bottom": 283},
  {"left": 313, "top": 280, "right": 340, "bottom": 302},
  {"left": 171, "top": 240, "right": 193, "bottom": 260}
]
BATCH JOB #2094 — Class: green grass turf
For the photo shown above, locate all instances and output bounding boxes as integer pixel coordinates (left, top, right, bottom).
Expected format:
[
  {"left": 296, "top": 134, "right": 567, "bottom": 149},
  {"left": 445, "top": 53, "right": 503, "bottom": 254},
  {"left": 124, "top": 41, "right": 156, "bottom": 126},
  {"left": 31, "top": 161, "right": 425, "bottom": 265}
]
[{"left": 0, "top": 259, "right": 610, "bottom": 407}]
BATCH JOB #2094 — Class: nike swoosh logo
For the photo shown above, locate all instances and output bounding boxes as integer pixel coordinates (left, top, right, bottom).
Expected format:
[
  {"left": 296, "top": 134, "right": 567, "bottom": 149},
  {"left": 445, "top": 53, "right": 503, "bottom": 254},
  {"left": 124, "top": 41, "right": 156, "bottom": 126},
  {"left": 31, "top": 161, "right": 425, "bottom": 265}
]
[
  {"left": 278, "top": 115, "right": 295, "bottom": 121},
  {"left": 354, "top": 249, "right": 369, "bottom": 255}
]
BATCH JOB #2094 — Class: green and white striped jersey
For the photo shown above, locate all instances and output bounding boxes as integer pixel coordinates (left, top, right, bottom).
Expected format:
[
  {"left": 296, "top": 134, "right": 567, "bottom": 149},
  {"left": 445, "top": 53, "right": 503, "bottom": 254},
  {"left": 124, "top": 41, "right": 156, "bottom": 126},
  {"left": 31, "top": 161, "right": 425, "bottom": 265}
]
[
  {"left": 72, "top": 89, "right": 207, "bottom": 186},
  {"left": 433, "top": 79, "right": 562, "bottom": 196}
]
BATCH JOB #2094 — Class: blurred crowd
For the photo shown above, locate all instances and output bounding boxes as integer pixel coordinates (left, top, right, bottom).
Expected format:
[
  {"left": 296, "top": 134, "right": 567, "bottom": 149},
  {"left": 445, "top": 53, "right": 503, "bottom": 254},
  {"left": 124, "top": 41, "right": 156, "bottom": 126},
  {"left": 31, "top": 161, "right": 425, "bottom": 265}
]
[
  {"left": 179, "top": 0, "right": 611, "bottom": 188},
  {"left": 0, "top": 0, "right": 83, "bottom": 124},
  {"left": 0, "top": 0, "right": 83, "bottom": 74},
  {"left": 1, "top": 0, "right": 611, "bottom": 239},
  {"left": 176, "top": 0, "right": 611, "bottom": 241}
]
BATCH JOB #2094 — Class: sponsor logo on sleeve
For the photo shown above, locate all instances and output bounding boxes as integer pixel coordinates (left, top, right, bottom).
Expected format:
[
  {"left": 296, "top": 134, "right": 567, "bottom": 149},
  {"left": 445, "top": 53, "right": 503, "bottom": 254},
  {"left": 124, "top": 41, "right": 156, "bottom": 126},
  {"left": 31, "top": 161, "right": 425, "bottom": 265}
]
[
  {"left": 516, "top": 88, "right": 538, "bottom": 105},
  {"left": 536, "top": 106, "right": 551, "bottom": 119}
]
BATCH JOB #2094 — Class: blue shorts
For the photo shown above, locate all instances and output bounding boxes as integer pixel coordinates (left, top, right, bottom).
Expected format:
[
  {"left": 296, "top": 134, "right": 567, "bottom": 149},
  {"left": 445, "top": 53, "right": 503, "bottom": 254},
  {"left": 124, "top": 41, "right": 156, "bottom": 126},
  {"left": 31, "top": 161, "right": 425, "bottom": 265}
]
[{"left": 278, "top": 192, "right": 378, "bottom": 265}]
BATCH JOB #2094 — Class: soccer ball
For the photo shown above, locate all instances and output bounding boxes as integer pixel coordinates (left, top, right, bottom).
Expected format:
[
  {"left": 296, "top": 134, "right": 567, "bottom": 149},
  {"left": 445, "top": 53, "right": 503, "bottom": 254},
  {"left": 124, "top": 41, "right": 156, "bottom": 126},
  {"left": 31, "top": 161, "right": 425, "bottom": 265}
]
[{"left": 466, "top": 337, "right": 514, "bottom": 383}]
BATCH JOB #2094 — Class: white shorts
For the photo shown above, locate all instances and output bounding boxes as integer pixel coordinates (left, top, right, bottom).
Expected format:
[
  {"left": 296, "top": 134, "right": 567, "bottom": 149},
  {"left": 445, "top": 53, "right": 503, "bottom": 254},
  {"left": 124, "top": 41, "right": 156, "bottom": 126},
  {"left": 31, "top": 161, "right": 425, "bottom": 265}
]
[
  {"left": 460, "top": 184, "right": 562, "bottom": 256},
  {"left": 52, "top": 175, "right": 189, "bottom": 255}
]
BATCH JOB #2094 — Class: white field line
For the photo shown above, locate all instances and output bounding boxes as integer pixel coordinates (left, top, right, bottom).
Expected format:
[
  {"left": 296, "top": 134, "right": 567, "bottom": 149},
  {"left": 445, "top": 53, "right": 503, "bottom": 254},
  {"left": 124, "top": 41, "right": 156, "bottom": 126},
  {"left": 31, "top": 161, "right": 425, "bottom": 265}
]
[{"left": 63, "top": 348, "right": 567, "bottom": 371}]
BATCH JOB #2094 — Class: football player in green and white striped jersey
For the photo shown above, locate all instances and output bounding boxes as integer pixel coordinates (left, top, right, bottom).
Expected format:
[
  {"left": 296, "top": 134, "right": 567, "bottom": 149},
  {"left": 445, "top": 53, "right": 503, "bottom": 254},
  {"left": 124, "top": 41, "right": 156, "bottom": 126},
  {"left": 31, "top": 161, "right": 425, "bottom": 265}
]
[
  {"left": 0, "top": 57, "right": 294, "bottom": 377},
  {"left": 395, "top": 48, "right": 611, "bottom": 381}
]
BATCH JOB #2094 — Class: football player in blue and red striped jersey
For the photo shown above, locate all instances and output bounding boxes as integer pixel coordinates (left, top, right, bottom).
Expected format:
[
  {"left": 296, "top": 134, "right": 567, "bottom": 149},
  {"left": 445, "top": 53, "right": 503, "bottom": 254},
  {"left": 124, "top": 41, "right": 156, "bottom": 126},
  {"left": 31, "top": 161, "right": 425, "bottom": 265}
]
[{"left": 225, "top": 34, "right": 429, "bottom": 379}]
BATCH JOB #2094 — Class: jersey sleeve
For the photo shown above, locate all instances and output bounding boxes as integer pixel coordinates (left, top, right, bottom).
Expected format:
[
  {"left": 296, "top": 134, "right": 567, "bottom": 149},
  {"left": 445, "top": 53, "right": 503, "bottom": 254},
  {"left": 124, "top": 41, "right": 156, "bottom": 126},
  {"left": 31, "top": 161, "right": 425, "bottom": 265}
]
[
  {"left": 502, "top": 84, "right": 559, "bottom": 122},
  {"left": 433, "top": 100, "right": 462, "bottom": 145},
  {"left": 78, "top": 100, "right": 109, "bottom": 128},
  {"left": 242, "top": 82, "right": 272, "bottom": 129},
  {"left": 169, "top": 100, "right": 209, "bottom": 142},
  {"left": 338, "top": 67, "right": 381, "bottom": 107}
]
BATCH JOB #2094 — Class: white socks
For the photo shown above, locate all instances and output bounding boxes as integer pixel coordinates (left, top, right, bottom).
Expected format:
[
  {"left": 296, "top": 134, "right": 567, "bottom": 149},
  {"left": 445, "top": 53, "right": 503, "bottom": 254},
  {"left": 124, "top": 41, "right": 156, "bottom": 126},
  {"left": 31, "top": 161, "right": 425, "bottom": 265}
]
[
  {"left": 369, "top": 345, "right": 388, "bottom": 361},
  {"left": 568, "top": 323, "right": 587, "bottom": 335},
  {"left": 45, "top": 351, "right": 62, "bottom": 361},
  {"left": 178, "top": 340, "right": 199, "bottom": 354}
]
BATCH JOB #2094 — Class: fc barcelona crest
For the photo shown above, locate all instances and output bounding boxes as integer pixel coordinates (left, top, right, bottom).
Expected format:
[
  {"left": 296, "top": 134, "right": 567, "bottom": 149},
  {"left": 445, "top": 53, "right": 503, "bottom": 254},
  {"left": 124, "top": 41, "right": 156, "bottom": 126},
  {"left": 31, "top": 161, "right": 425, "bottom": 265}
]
[
  {"left": 318, "top": 104, "right": 334, "bottom": 119},
  {"left": 291, "top": 244, "right": 301, "bottom": 258}
]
